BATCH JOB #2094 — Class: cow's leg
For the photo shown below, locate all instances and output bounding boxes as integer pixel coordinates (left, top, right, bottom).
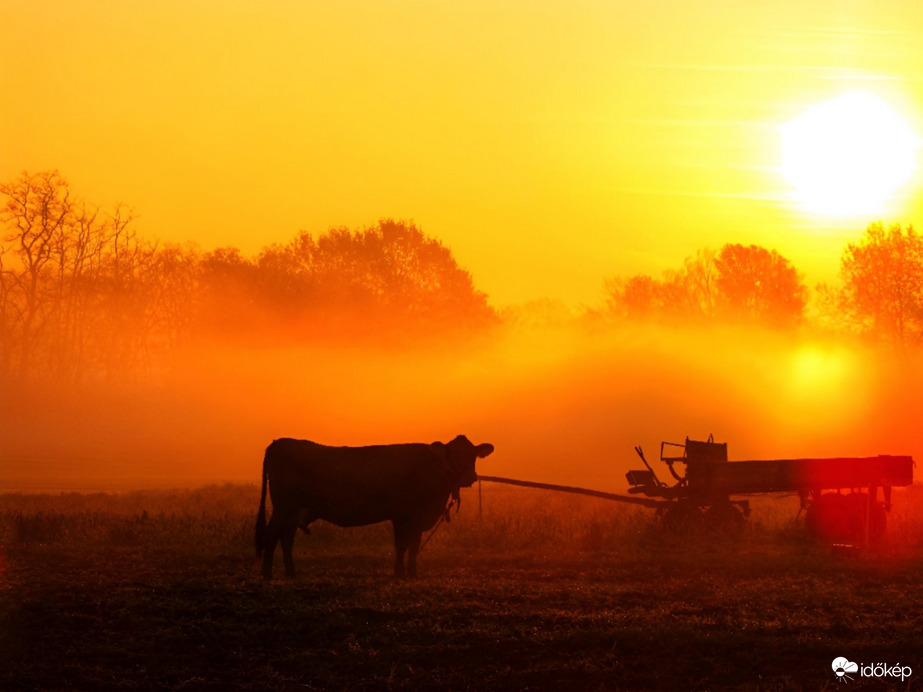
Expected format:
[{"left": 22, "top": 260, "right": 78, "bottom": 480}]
[
  {"left": 295, "top": 507, "right": 313, "bottom": 535},
  {"left": 262, "top": 513, "right": 283, "bottom": 580},
  {"left": 406, "top": 530, "right": 423, "bottom": 579},
  {"left": 392, "top": 521, "right": 407, "bottom": 578},
  {"left": 280, "top": 525, "right": 297, "bottom": 578}
]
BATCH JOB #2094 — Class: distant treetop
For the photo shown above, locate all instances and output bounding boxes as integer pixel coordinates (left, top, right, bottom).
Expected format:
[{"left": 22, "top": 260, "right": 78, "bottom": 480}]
[{"left": 604, "top": 243, "right": 807, "bottom": 328}]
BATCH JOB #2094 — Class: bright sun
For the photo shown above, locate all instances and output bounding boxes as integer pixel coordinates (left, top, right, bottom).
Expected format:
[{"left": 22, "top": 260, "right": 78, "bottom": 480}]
[{"left": 780, "top": 91, "right": 920, "bottom": 216}]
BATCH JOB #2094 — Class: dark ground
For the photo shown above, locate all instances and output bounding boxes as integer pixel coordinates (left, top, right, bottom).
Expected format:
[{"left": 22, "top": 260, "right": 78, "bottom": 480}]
[{"left": 1, "top": 485, "right": 921, "bottom": 690}]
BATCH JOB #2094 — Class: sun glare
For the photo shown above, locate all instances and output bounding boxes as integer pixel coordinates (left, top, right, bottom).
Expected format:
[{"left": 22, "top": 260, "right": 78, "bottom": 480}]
[
  {"left": 780, "top": 91, "right": 920, "bottom": 216},
  {"left": 789, "top": 347, "right": 848, "bottom": 394},
  {"left": 782, "top": 345, "right": 869, "bottom": 431}
]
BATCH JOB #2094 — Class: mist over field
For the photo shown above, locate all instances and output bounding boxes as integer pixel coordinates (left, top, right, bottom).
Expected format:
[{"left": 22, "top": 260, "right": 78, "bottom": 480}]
[{"left": 4, "top": 318, "right": 919, "bottom": 492}]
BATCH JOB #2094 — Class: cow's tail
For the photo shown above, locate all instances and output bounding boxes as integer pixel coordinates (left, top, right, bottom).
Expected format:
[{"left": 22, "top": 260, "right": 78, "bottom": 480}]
[{"left": 255, "top": 448, "right": 270, "bottom": 559}]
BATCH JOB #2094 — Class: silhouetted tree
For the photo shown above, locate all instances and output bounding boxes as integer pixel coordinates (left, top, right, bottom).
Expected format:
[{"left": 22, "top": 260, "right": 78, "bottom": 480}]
[
  {"left": 714, "top": 244, "right": 806, "bottom": 326},
  {"left": 290, "top": 219, "right": 495, "bottom": 332},
  {"left": 0, "top": 171, "right": 185, "bottom": 380},
  {"left": 194, "top": 220, "right": 496, "bottom": 340},
  {"left": 605, "top": 275, "right": 660, "bottom": 320},
  {"left": 196, "top": 247, "right": 262, "bottom": 337},
  {"left": 675, "top": 248, "right": 719, "bottom": 317},
  {"left": 1, "top": 173, "right": 497, "bottom": 378},
  {"left": 840, "top": 222, "right": 923, "bottom": 345},
  {"left": 0, "top": 171, "right": 73, "bottom": 375},
  {"left": 145, "top": 243, "right": 199, "bottom": 353},
  {"left": 256, "top": 233, "right": 316, "bottom": 309},
  {"left": 603, "top": 244, "right": 805, "bottom": 327},
  {"left": 810, "top": 282, "right": 849, "bottom": 334}
]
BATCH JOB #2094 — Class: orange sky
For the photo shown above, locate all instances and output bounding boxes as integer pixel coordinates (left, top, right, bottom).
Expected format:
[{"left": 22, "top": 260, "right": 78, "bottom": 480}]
[{"left": 3, "top": 0, "right": 923, "bottom": 306}]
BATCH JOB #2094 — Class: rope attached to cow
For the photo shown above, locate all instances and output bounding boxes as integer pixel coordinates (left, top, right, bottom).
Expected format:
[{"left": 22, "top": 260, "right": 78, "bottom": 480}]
[
  {"left": 420, "top": 486, "right": 462, "bottom": 553},
  {"left": 420, "top": 454, "right": 469, "bottom": 554}
]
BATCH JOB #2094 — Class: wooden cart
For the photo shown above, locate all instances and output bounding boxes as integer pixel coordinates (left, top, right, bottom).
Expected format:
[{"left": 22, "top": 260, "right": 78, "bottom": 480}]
[{"left": 480, "top": 436, "right": 914, "bottom": 545}]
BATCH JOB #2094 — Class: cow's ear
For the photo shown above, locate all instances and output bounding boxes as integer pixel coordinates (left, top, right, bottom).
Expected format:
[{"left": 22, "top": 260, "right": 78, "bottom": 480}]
[{"left": 475, "top": 443, "right": 494, "bottom": 458}]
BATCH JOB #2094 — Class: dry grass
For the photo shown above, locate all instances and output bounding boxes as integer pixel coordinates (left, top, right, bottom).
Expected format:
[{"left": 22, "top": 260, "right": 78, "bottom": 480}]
[{"left": 1, "top": 484, "right": 922, "bottom": 690}]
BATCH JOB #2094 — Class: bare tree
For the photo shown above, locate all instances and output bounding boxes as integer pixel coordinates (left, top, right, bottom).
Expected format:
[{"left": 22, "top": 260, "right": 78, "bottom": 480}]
[
  {"left": 0, "top": 171, "right": 73, "bottom": 375},
  {"left": 0, "top": 172, "right": 167, "bottom": 381}
]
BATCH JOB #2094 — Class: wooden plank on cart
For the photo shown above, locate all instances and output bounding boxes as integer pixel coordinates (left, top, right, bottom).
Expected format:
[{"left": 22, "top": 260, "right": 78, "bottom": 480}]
[{"left": 686, "top": 455, "right": 913, "bottom": 498}]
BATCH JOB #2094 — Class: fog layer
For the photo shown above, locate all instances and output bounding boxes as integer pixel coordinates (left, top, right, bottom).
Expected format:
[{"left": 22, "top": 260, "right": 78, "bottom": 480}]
[{"left": 3, "top": 321, "right": 917, "bottom": 492}]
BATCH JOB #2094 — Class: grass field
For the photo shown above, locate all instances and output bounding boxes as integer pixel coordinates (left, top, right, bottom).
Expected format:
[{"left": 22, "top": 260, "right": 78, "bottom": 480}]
[{"left": 2, "top": 484, "right": 922, "bottom": 690}]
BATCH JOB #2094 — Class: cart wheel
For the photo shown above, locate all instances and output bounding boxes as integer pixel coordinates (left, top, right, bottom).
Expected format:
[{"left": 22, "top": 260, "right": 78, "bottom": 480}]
[
  {"left": 807, "top": 493, "right": 888, "bottom": 545},
  {"left": 661, "top": 502, "right": 704, "bottom": 533},
  {"left": 842, "top": 493, "right": 887, "bottom": 545},
  {"left": 805, "top": 493, "right": 851, "bottom": 542},
  {"left": 704, "top": 502, "right": 746, "bottom": 536}
]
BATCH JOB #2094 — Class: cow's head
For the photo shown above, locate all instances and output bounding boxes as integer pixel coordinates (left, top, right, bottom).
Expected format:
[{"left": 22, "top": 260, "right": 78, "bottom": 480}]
[{"left": 434, "top": 434, "right": 494, "bottom": 487}]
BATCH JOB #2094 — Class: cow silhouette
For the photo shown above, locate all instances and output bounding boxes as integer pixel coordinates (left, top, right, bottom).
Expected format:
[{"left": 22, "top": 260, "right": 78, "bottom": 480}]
[{"left": 255, "top": 435, "right": 494, "bottom": 579}]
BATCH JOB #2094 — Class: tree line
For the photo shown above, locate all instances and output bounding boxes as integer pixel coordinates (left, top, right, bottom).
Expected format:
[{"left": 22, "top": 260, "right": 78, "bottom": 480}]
[
  {"left": 600, "top": 223, "right": 923, "bottom": 348},
  {"left": 0, "top": 171, "right": 494, "bottom": 382},
  {"left": 2, "top": 170, "right": 921, "bottom": 383}
]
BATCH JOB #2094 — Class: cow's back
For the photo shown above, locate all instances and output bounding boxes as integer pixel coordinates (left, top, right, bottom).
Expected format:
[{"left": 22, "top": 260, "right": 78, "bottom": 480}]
[{"left": 264, "top": 438, "right": 449, "bottom": 527}]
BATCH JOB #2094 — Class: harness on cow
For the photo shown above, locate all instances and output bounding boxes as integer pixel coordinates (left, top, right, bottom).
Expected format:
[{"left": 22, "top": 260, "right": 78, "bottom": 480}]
[
  {"left": 420, "top": 496, "right": 457, "bottom": 553},
  {"left": 420, "top": 463, "right": 465, "bottom": 552},
  {"left": 450, "top": 486, "right": 461, "bottom": 517}
]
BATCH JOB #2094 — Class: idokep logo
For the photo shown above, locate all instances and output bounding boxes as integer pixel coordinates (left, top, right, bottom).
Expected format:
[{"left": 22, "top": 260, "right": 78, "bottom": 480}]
[
  {"left": 832, "top": 658, "right": 858, "bottom": 683},
  {"left": 832, "top": 657, "right": 912, "bottom": 684}
]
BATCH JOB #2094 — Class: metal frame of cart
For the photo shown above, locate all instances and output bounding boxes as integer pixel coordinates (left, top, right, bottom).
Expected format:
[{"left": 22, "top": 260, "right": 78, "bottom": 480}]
[{"left": 479, "top": 436, "right": 914, "bottom": 546}]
